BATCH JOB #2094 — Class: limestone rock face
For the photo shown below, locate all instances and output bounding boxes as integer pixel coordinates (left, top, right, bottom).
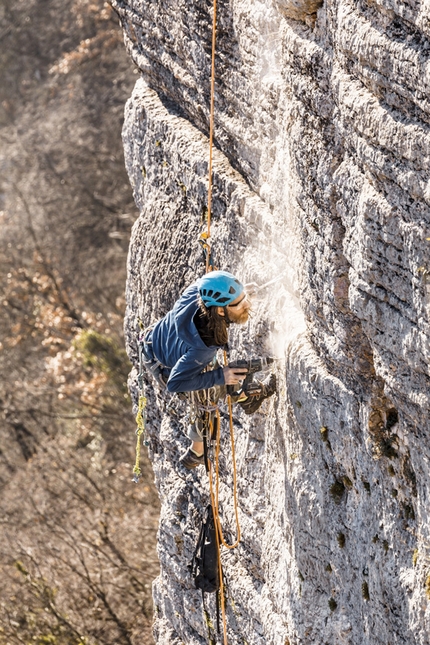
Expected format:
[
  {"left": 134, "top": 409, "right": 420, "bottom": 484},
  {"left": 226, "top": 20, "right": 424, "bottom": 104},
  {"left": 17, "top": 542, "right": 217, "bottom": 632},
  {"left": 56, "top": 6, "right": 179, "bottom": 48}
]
[{"left": 115, "top": 0, "right": 430, "bottom": 642}]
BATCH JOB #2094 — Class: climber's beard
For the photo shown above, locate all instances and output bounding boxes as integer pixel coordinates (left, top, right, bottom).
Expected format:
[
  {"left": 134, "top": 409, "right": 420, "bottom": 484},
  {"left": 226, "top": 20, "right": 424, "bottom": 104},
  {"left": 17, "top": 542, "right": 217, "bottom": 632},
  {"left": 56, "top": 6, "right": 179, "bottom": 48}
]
[{"left": 227, "top": 307, "right": 251, "bottom": 325}]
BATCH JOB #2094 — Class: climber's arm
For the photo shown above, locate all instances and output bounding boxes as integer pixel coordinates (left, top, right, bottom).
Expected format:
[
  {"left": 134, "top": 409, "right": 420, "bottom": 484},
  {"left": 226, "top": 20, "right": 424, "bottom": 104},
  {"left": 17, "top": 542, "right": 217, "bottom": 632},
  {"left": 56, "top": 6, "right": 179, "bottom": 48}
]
[{"left": 166, "top": 349, "right": 248, "bottom": 393}]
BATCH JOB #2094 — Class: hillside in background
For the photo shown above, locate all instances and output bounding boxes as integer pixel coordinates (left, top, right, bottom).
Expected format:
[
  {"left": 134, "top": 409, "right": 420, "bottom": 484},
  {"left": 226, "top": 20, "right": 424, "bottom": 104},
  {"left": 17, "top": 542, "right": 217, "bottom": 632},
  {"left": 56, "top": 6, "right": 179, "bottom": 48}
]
[{"left": 0, "top": 2, "right": 159, "bottom": 643}]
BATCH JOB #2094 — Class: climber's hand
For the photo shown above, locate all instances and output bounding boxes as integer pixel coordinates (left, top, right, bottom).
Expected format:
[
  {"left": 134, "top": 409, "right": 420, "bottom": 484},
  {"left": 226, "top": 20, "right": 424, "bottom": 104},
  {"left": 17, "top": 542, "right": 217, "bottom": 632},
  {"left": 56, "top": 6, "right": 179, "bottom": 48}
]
[{"left": 223, "top": 366, "right": 248, "bottom": 385}]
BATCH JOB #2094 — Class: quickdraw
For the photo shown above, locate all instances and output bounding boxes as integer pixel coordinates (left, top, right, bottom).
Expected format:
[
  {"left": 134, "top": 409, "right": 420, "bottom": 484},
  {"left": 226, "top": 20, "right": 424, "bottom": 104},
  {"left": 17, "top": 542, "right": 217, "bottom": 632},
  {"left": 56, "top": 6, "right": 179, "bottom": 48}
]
[{"left": 199, "top": 232, "right": 217, "bottom": 272}]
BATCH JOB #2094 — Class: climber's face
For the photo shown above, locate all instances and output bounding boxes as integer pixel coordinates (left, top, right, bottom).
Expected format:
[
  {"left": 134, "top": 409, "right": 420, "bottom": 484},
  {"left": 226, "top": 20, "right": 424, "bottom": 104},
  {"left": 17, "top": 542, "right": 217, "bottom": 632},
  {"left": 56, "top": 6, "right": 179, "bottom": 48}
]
[{"left": 225, "top": 292, "right": 251, "bottom": 324}]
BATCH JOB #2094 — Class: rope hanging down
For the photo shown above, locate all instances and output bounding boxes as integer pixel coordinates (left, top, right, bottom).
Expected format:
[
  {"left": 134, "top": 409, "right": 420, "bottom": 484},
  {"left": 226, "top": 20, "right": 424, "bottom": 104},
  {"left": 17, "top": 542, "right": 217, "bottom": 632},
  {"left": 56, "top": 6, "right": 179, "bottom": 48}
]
[
  {"left": 133, "top": 393, "right": 147, "bottom": 483},
  {"left": 205, "top": 0, "right": 218, "bottom": 274},
  {"left": 200, "top": 2, "right": 243, "bottom": 642},
  {"left": 132, "top": 322, "right": 149, "bottom": 483},
  {"left": 205, "top": 398, "right": 241, "bottom": 645}
]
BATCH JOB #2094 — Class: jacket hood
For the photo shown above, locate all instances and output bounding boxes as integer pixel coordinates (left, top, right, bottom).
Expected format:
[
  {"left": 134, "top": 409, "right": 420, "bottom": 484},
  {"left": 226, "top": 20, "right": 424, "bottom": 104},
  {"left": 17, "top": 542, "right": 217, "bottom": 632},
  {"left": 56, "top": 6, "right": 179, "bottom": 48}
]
[{"left": 172, "top": 283, "right": 210, "bottom": 349}]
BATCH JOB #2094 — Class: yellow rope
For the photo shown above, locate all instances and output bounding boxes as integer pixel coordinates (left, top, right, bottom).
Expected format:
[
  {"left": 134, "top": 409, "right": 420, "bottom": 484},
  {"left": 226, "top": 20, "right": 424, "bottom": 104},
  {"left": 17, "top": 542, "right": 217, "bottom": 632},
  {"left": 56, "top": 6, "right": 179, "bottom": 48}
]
[{"left": 133, "top": 393, "right": 147, "bottom": 481}]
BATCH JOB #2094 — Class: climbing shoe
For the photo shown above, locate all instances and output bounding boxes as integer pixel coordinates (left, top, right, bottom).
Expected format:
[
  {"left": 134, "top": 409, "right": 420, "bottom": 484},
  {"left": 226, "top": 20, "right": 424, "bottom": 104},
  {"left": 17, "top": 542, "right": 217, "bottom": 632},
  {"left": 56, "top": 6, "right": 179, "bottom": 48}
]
[
  {"left": 179, "top": 447, "right": 205, "bottom": 469},
  {"left": 239, "top": 373, "right": 277, "bottom": 415}
]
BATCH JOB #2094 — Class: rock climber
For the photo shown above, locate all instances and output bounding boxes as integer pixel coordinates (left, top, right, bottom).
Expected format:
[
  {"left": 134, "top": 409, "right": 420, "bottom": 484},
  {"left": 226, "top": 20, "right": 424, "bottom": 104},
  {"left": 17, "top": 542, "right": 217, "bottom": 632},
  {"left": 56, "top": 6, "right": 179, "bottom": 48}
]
[{"left": 141, "top": 270, "right": 276, "bottom": 468}]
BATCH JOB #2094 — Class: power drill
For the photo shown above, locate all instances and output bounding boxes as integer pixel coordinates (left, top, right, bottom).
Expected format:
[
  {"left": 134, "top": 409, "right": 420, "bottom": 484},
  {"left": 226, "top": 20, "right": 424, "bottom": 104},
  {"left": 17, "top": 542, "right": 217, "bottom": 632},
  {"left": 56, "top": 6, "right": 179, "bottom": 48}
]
[{"left": 226, "top": 357, "right": 276, "bottom": 395}]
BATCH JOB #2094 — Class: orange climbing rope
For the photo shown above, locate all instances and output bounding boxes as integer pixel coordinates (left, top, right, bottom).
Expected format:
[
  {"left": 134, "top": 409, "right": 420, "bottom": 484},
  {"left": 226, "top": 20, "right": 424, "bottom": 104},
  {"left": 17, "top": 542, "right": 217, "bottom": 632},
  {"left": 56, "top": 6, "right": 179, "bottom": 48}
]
[
  {"left": 200, "top": 2, "right": 242, "bottom": 643},
  {"left": 205, "top": 0, "right": 217, "bottom": 274},
  {"left": 206, "top": 399, "right": 241, "bottom": 645}
]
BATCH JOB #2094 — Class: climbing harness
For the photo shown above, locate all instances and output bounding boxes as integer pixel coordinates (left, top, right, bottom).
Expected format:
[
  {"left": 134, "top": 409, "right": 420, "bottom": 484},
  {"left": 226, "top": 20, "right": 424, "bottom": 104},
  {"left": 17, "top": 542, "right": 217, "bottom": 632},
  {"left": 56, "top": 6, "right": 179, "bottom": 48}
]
[{"left": 190, "top": 388, "right": 221, "bottom": 416}]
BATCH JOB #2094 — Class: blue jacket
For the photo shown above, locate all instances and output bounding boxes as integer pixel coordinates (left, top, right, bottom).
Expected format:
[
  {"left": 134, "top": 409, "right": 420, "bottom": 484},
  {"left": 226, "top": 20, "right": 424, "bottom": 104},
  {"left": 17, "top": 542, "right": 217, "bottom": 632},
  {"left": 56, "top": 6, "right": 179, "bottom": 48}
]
[{"left": 151, "top": 282, "right": 225, "bottom": 393}]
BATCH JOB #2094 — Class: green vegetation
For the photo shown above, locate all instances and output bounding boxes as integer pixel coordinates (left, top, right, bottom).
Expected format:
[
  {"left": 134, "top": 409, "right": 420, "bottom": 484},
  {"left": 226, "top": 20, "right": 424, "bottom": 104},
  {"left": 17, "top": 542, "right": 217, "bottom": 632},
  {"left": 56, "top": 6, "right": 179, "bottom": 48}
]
[{"left": 74, "top": 328, "right": 131, "bottom": 397}]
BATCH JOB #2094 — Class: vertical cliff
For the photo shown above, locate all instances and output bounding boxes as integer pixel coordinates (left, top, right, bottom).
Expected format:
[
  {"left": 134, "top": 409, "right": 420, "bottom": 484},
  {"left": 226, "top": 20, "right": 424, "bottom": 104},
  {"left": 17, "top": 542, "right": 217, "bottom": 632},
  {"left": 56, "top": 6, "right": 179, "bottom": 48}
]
[{"left": 113, "top": 0, "right": 430, "bottom": 642}]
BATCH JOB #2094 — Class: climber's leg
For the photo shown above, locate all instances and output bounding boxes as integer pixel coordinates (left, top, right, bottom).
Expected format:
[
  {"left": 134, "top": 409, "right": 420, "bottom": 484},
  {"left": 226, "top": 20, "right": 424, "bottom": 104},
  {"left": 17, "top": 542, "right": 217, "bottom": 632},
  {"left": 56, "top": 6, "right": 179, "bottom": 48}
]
[{"left": 179, "top": 415, "right": 205, "bottom": 468}]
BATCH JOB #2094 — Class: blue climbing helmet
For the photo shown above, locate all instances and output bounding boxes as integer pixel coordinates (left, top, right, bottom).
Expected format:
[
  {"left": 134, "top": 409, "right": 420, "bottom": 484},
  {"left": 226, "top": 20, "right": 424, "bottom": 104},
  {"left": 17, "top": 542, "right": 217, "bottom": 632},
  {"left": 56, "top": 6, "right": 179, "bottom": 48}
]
[{"left": 198, "top": 270, "right": 244, "bottom": 307}]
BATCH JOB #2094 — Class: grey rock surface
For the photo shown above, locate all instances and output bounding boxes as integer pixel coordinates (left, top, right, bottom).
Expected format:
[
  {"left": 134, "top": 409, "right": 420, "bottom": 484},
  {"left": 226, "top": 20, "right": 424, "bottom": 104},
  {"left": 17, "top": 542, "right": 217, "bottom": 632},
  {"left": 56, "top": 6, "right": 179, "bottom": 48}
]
[{"left": 115, "top": 0, "right": 430, "bottom": 642}]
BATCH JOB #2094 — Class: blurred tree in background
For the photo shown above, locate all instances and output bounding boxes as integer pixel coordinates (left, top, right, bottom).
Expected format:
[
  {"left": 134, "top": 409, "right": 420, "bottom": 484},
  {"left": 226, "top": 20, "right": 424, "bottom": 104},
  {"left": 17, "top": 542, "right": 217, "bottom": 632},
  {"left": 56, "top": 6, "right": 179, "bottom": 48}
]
[{"left": 0, "top": 1, "right": 159, "bottom": 643}]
